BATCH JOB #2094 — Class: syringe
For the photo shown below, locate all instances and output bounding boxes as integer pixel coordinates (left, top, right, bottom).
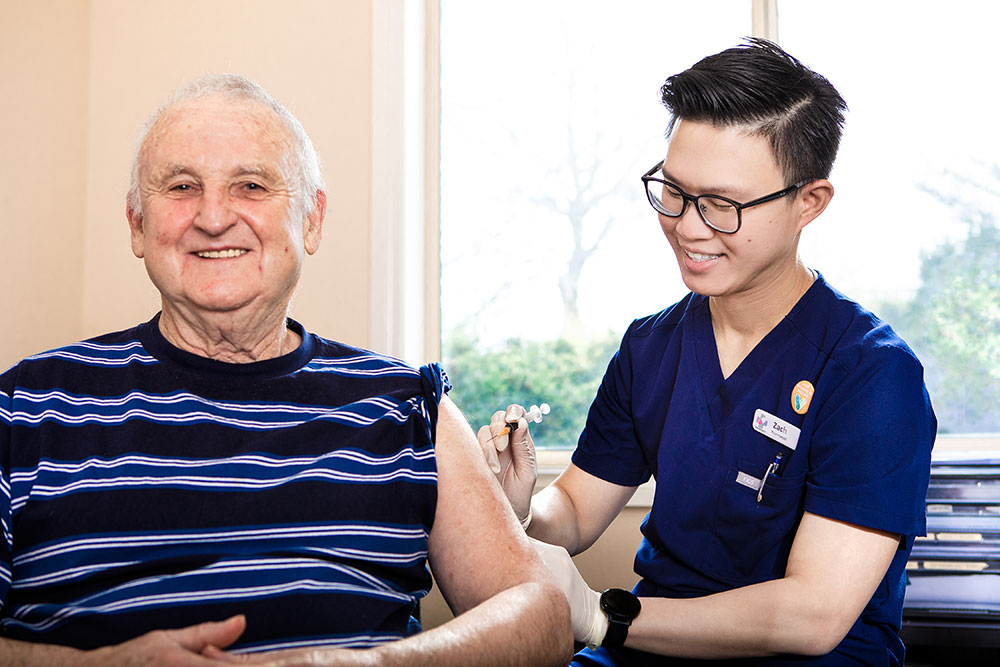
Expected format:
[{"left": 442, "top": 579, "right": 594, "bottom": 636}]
[{"left": 489, "top": 403, "right": 551, "bottom": 442}]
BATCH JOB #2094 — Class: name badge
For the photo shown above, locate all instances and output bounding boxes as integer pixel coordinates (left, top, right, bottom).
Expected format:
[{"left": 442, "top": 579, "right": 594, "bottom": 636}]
[{"left": 752, "top": 409, "right": 800, "bottom": 451}]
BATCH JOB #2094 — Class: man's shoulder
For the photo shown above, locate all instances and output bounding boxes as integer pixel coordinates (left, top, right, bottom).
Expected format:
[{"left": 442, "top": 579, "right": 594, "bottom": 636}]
[
  {"left": 794, "top": 276, "right": 922, "bottom": 374},
  {"left": 304, "top": 333, "right": 423, "bottom": 380},
  {"left": 300, "top": 334, "right": 451, "bottom": 424},
  {"left": 625, "top": 292, "right": 703, "bottom": 345},
  {"left": 2, "top": 322, "right": 153, "bottom": 387}
]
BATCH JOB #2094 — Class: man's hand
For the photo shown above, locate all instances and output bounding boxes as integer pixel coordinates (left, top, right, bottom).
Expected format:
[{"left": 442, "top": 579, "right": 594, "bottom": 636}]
[
  {"left": 82, "top": 616, "right": 247, "bottom": 666},
  {"left": 529, "top": 538, "right": 608, "bottom": 648},
  {"left": 476, "top": 404, "right": 538, "bottom": 524}
]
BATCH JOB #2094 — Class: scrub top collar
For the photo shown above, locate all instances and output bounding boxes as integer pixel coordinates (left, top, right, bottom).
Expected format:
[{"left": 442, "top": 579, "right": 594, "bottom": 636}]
[{"left": 693, "top": 272, "right": 824, "bottom": 431}]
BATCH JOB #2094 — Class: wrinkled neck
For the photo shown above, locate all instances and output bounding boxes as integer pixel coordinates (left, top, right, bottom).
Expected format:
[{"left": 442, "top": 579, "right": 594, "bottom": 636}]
[{"left": 157, "top": 301, "right": 300, "bottom": 363}]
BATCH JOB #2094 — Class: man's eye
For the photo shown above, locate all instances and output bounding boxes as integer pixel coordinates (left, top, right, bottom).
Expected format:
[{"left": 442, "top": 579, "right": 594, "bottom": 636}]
[
  {"left": 171, "top": 184, "right": 192, "bottom": 191},
  {"left": 705, "top": 199, "right": 734, "bottom": 212}
]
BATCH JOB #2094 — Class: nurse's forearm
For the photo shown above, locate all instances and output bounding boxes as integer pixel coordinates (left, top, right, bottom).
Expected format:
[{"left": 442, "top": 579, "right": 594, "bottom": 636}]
[
  {"left": 526, "top": 465, "right": 637, "bottom": 555},
  {"left": 624, "top": 577, "right": 849, "bottom": 659},
  {"left": 525, "top": 483, "right": 584, "bottom": 553},
  {"left": 624, "top": 513, "right": 899, "bottom": 659}
]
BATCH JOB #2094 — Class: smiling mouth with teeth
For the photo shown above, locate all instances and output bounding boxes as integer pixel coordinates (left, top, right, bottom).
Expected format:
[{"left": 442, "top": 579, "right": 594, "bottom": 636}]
[
  {"left": 685, "top": 249, "right": 721, "bottom": 262},
  {"left": 195, "top": 249, "right": 249, "bottom": 259}
]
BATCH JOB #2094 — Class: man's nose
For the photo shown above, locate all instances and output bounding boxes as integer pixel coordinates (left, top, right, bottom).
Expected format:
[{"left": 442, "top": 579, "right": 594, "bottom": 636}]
[
  {"left": 193, "top": 187, "right": 238, "bottom": 234},
  {"left": 672, "top": 202, "right": 714, "bottom": 240}
]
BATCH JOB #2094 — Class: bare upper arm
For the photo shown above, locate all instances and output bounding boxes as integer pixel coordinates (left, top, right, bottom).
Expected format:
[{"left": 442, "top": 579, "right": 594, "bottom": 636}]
[
  {"left": 426, "top": 396, "right": 550, "bottom": 615},
  {"left": 784, "top": 512, "right": 901, "bottom": 646}
]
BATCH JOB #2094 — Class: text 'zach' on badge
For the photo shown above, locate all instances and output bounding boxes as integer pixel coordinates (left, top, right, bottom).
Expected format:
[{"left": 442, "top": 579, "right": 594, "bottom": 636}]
[{"left": 752, "top": 409, "right": 801, "bottom": 450}]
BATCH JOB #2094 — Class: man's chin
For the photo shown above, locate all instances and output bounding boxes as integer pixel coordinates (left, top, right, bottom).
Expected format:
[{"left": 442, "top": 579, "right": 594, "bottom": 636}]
[{"left": 164, "top": 294, "right": 261, "bottom": 318}]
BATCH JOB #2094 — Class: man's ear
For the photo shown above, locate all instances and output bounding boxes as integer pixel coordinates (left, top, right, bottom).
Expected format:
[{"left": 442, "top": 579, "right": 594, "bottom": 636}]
[
  {"left": 304, "top": 190, "right": 326, "bottom": 255},
  {"left": 795, "top": 179, "right": 834, "bottom": 231},
  {"left": 127, "top": 203, "right": 145, "bottom": 259}
]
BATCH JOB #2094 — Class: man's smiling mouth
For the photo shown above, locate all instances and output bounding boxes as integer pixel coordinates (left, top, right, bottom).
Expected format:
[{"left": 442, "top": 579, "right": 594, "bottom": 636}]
[
  {"left": 195, "top": 249, "right": 249, "bottom": 259},
  {"left": 684, "top": 249, "right": 721, "bottom": 262}
]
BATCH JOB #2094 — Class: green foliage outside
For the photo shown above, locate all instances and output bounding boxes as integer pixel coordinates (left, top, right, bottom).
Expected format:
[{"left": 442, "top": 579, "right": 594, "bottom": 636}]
[
  {"left": 880, "top": 170, "right": 1000, "bottom": 433},
  {"left": 443, "top": 331, "right": 621, "bottom": 448},
  {"left": 444, "top": 166, "right": 1000, "bottom": 441}
]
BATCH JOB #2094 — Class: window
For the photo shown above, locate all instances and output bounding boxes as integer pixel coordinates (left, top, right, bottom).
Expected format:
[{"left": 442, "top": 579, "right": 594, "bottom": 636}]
[
  {"left": 440, "top": 0, "right": 749, "bottom": 448},
  {"left": 438, "top": 1, "right": 999, "bottom": 450},
  {"left": 778, "top": 2, "right": 1000, "bottom": 438}
]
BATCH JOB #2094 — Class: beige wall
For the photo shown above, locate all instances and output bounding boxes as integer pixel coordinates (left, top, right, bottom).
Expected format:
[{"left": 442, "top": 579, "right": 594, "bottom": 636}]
[
  {"left": 1, "top": 1, "right": 90, "bottom": 365},
  {"left": 1, "top": 0, "right": 374, "bottom": 369}
]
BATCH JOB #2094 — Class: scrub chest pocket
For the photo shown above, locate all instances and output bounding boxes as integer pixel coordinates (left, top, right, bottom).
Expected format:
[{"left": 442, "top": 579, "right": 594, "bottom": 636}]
[{"left": 712, "top": 458, "right": 807, "bottom": 582}]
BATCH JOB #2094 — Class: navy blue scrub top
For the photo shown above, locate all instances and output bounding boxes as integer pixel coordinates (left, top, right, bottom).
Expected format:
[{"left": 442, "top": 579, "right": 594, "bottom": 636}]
[{"left": 572, "top": 273, "right": 936, "bottom": 665}]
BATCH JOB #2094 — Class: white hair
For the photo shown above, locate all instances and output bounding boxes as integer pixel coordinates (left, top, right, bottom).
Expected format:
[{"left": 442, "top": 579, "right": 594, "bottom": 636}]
[{"left": 126, "top": 73, "right": 324, "bottom": 219}]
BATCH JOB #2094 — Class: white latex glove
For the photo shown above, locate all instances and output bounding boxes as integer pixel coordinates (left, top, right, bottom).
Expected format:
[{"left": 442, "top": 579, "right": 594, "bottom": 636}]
[
  {"left": 476, "top": 405, "right": 538, "bottom": 525},
  {"left": 529, "top": 537, "right": 608, "bottom": 648}
]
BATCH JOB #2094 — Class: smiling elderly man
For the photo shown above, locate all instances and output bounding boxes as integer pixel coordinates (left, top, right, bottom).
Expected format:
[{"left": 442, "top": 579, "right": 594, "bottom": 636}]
[{"left": 0, "top": 74, "right": 571, "bottom": 666}]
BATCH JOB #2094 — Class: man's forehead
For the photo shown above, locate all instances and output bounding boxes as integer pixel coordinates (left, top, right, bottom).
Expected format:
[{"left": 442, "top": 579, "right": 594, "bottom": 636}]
[
  {"left": 140, "top": 96, "right": 295, "bottom": 176},
  {"left": 147, "top": 161, "right": 283, "bottom": 181},
  {"left": 664, "top": 119, "right": 782, "bottom": 193},
  {"left": 159, "top": 94, "right": 279, "bottom": 126}
]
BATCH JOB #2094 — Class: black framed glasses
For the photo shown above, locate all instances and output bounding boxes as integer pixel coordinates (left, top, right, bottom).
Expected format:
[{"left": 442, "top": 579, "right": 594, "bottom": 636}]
[{"left": 641, "top": 160, "right": 811, "bottom": 234}]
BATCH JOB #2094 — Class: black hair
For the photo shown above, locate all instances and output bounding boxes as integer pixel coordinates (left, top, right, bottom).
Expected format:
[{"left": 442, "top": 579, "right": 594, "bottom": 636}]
[{"left": 660, "top": 37, "right": 847, "bottom": 184}]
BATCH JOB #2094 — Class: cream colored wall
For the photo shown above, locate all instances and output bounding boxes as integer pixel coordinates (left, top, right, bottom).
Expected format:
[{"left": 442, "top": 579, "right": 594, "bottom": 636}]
[
  {"left": 1, "top": 0, "right": 373, "bottom": 370},
  {"left": 1, "top": 1, "right": 90, "bottom": 366}
]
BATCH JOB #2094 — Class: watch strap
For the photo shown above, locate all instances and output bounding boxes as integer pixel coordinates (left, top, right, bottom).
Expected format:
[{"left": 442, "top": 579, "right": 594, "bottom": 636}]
[{"left": 601, "top": 616, "right": 630, "bottom": 649}]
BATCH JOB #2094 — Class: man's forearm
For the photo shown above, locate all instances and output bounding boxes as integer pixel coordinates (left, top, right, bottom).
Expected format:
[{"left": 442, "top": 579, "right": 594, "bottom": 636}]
[
  {"left": 365, "top": 582, "right": 572, "bottom": 667},
  {"left": 0, "top": 615, "right": 245, "bottom": 666},
  {"left": 0, "top": 638, "right": 91, "bottom": 667}
]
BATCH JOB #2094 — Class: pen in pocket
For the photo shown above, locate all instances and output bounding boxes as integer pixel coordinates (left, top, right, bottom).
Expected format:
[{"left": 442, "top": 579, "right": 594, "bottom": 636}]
[{"left": 756, "top": 451, "right": 784, "bottom": 503}]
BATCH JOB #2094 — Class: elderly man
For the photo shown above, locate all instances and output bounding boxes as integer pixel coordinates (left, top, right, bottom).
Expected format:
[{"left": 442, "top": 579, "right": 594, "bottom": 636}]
[{"left": 0, "top": 74, "right": 571, "bottom": 665}]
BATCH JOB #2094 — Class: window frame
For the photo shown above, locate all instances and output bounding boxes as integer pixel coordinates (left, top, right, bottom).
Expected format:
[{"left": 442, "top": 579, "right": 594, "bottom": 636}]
[{"left": 370, "top": 0, "right": 440, "bottom": 366}]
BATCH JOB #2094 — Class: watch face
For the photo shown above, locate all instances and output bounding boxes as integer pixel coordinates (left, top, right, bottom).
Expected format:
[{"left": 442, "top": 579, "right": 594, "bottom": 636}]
[{"left": 601, "top": 588, "right": 641, "bottom": 619}]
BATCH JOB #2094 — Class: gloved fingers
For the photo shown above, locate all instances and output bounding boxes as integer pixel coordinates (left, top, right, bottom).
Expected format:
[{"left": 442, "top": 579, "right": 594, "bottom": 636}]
[
  {"left": 504, "top": 403, "right": 527, "bottom": 423},
  {"left": 500, "top": 404, "right": 537, "bottom": 466},
  {"left": 528, "top": 538, "right": 577, "bottom": 589},
  {"left": 583, "top": 590, "right": 609, "bottom": 649},
  {"left": 529, "top": 536, "right": 561, "bottom": 561},
  {"left": 508, "top": 416, "right": 537, "bottom": 469},
  {"left": 489, "top": 409, "right": 508, "bottom": 430},
  {"left": 477, "top": 408, "right": 536, "bottom": 520},
  {"left": 529, "top": 538, "right": 605, "bottom": 646},
  {"left": 489, "top": 408, "right": 514, "bottom": 452},
  {"left": 476, "top": 423, "right": 503, "bottom": 475}
]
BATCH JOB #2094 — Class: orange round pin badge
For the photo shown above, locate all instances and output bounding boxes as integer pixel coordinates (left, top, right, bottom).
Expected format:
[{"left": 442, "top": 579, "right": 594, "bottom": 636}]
[{"left": 791, "top": 380, "right": 814, "bottom": 415}]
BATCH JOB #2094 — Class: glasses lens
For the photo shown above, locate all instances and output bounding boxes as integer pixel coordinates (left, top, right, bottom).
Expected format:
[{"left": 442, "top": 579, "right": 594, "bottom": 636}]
[
  {"left": 646, "top": 180, "right": 685, "bottom": 216},
  {"left": 698, "top": 196, "right": 739, "bottom": 233}
]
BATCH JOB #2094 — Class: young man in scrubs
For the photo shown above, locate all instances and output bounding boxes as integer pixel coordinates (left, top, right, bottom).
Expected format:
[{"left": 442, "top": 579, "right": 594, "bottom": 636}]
[{"left": 479, "top": 38, "right": 935, "bottom": 665}]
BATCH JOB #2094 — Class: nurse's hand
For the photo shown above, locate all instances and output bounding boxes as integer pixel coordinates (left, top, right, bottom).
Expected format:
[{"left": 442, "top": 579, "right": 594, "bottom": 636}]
[
  {"left": 530, "top": 537, "right": 607, "bottom": 648},
  {"left": 476, "top": 404, "right": 538, "bottom": 525}
]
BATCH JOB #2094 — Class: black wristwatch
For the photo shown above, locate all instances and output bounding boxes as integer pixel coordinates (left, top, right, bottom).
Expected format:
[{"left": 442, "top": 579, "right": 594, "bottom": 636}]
[{"left": 599, "top": 588, "right": 642, "bottom": 649}]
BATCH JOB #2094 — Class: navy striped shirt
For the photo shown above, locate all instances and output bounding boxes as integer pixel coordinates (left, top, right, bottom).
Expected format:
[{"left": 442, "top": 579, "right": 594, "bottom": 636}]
[{"left": 0, "top": 315, "right": 446, "bottom": 653}]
